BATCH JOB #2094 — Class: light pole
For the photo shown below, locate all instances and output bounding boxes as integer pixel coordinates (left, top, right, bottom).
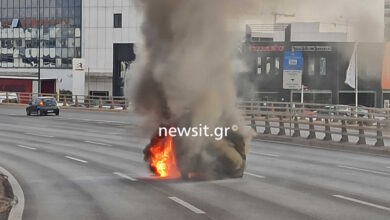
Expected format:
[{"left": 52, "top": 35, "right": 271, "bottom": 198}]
[{"left": 37, "top": 0, "right": 41, "bottom": 96}]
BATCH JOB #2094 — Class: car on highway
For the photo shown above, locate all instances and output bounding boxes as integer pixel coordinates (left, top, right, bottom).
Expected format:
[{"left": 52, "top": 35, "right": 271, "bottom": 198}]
[
  {"left": 334, "top": 105, "right": 352, "bottom": 117},
  {"left": 348, "top": 104, "right": 369, "bottom": 118},
  {"left": 26, "top": 97, "right": 60, "bottom": 116}
]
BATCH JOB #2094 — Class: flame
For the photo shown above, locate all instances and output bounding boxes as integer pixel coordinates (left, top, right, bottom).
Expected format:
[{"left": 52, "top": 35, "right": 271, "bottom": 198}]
[{"left": 149, "top": 135, "right": 181, "bottom": 178}]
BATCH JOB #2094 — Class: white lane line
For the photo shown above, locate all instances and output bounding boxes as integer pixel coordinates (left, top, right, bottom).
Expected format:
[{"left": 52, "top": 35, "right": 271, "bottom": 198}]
[
  {"left": 84, "top": 140, "right": 112, "bottom": 147},
  {"left": 249, "top": 151, "right": 280, "bottom": 157},
  {"left": 25, "top": 133, "right": 54, "bottom": 138},
  {"left": 65, "top": 156, "right": 88, "bottom": 164},
  {"left": 0, "top": 166, "right": 25, "bottom": 220},
  {"left": 61, "top": 117, "right": 127, "bottom": 124},
  {"left": 17, "top": 145, "right": 37, "bottom": 150},
  {"left": 333, "top": 195, "right": 390, "bottom": 212},
  {"left": 113, "top": 172, "right": 137, "bottom": 182},
  {"left": 168, "top": 197, "right": 206, "bottom": 214},
  {"left": 337, "top": 165, "right": 390, "bottom": 176},
  {"left": 244, "top": 172, "right": 266, "bottom": 179}
]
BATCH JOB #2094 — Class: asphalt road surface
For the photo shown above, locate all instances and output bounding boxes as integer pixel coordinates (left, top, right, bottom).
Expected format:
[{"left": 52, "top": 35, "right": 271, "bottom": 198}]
[{"left": 0, "top": 105, "right": 390, "bottom": 220}]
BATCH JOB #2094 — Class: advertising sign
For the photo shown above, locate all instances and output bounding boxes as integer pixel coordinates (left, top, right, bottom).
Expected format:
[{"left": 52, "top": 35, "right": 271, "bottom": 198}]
[{"left": 283, "top": 51, "right": 303, "bottom": 90}]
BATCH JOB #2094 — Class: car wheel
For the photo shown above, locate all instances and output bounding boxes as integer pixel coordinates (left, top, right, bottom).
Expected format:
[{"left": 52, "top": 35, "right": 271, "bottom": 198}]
[
  {"left": 27, "top": 110, "right": 31, "bottom": 116},
  {"left": 56, "top": 111, "right": 59, "bottom": 116}
]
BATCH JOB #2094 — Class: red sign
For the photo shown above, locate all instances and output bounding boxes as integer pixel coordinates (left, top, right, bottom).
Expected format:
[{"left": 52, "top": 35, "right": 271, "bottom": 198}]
[{"left": 249, "top": 45, "right": 284, "bottom": 52}]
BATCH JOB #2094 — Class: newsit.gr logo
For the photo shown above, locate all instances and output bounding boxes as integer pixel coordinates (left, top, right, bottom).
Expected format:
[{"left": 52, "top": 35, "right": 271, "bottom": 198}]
[{"left": 72, "top": 58, "right": 86, "bottom": 71}]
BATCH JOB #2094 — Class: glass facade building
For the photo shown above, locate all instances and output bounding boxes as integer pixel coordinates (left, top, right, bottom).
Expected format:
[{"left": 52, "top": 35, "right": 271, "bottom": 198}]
[{"left": 0, "top": 0, "right": 81, "bottom": 69}]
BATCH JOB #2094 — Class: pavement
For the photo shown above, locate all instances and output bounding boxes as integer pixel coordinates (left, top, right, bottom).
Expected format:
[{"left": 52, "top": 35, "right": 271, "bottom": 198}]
[{"left": 0, "top": 105, "right": 390, "bottom": 219}]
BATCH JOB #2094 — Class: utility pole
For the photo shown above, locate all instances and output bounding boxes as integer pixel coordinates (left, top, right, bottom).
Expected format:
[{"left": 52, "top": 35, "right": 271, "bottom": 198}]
[{"left": 37, "top": 0, "right": 41, "bottom": 96}]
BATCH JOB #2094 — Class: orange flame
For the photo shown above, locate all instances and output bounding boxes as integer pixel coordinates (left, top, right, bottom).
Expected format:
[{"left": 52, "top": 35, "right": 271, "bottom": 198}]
[{"left": 149, "top": 136, "right": 181, "bottom": 178}]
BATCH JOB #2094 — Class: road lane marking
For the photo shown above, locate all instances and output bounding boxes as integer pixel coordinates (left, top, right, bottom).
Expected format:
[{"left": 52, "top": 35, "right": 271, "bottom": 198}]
[
  {"left": 244, "top": 172, "right": 266, "bottom": 179},
  {"left": 249, "top": 151, "right": 280, "bottom": 157},
  {"left": 333, "top": 195, "right": 390, "bottom": 212},
  {"left": 61, "top": 117, "right": 127, "bottom": 124},
  {"left": 84, "top": 140, "right": 112, "bottom": 147},
  {"left": 337, "top": 165, "right": 390, "bottom": 176},
  {"left": 168, "top": 197, "right": 206, "bottom": 214},
  {"left": 113, "top": 172, "right": 137, "bottom": 181},
  {"left": 25, "top": 133, "right": 54, "bottom": 138},
  {"left": 65, "top": 156, "right": 88, "bottom": 164},
  {"left": 0, "top": 166, "right": 25, "bottom": 220},
  {"left": 16, "top": 145, "right": 37, "bottom": 150}
]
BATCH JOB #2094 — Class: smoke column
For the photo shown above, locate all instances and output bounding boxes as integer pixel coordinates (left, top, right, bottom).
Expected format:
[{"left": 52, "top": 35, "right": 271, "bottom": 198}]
[{"left": 133, "top": 0, "right": 258, "bottom": 177}]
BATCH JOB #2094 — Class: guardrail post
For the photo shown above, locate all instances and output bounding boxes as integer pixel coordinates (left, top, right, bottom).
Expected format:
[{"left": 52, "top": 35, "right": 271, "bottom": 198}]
[
  {"left": 63, "top": 96, "right": 67, "bottom": 107},
  {"left": 270, "top": 103, "right": 274, "bottom": 117},
  {"left": 367, "top": 109, "right": 374, "bottom": 126},
  {"left": 278, "top": 116, "right": 285, "bottom": 136},
  {"left": 5, "top": 92, "right": 9, "bottom": 103},
  {"left": 323, "top": 118, "right": 332, "bottom": 141},
  {"left": 110, "top": 97, "right": 115, "bottom": 109},
  {"left": 122, "top": 99, "right": 127, "bottom": 110},
  {"left": 99, "top": 97, "right": 103, "bottom": 108},
  {"left": 86, "top": 96, "right": 90, "bottom": 108},
  {"left": 357, "top": 121, "right": 366, "bottom": 145},
  {"left": 307, "top": 117, "right": 316, "bottom": 139},
  {"left": 293, "top": 116, "right": 300, "bottom": 137},
  {"left": 340, "top": 120, "right": 349, "bottom": 143},
  {"left": 375, "top": 122, "right": 385, "bottom": 147},
  {"left": 263, "top": 115, "right": 271, "bottom": 135},
  {"left": 75, "top": 96, "right": 79, "bottom": 107},
  {"left": 250, "top": 114, "right": 257, "bottom": 133}
]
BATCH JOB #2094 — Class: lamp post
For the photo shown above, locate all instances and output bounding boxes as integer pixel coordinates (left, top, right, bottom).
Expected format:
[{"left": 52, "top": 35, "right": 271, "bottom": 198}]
[{"left": 37, "top": 0, "right": 41, "bottom": 96}]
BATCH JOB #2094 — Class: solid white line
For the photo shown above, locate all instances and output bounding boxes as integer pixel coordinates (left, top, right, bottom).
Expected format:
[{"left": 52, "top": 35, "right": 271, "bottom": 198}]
[
  {"left": 0, "top": 166, "right": 24, "bottom": 220},
  {"left": 244, "top": 172, "right": 266, "bottom": 179},
  {"left": 84, "top": 141, "right": 112, "bottom": 147},
  {"left": 333, "top": 195, "right": 390, "bottom": 212},
  {"left": 16, "top": 145, "right": 37, "bottom": 150},
  {"left": 249, "top": 151, "right": 280, "bottom": 157},
  {"left": 113, "top": 172, "right": 137, "bottom": 182},
  {"left": 25, "top": 133, "right": 54, "bottom": 138},
  {"left": 168, "top": 197, "right": 206, "bottom": 214},
  {"left": 65, "top": 156, "right": 88, "bottom": 164},
  {"left": 337, "top": 165, "right": 390, "bottom": 176}
]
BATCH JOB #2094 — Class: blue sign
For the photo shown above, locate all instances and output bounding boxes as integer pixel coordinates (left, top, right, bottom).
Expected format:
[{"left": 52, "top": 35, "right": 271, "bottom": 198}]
[
  {"left": 283, "top": 51, "right": 303, "bottom": 90},
  {"left": 283, "top": 51, "right": 303, "bottom": 71}
]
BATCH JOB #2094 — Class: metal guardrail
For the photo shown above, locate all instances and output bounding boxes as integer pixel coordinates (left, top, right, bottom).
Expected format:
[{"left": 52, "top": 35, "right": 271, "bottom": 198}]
[
  {"left": 238, "top": 101, "right": 390, "bottom": 147},
  {"left": 0, "top": 91, "right": 129, "bottom": 110}
]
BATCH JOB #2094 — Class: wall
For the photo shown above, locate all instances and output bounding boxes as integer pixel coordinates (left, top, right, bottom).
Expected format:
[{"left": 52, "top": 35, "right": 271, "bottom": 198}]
[{"left": 82, "top": 0, "right": 143, "bottom": 74}]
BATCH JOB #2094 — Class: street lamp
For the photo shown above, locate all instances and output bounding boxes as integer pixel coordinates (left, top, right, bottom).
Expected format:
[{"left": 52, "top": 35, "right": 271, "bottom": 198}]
[{"left": 37, "top": 0, "right": 41, "bottom": 96}]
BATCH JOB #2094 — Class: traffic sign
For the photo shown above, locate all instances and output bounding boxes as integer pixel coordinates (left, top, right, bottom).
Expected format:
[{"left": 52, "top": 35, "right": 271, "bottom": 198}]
[{"left": 283, "top": 51, "right": 303, "bottom": 90}]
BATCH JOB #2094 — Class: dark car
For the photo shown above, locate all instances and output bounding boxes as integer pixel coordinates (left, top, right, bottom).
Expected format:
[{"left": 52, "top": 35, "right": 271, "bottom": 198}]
[{"left": 26, "top": 97, "right": 60, "bottom": 116}]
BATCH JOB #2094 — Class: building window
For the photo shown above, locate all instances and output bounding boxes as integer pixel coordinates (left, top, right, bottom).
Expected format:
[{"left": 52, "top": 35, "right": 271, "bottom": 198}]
[
  {"left": 266, "top": 57, "right": 271, "bottom": 74},
  {"left": 320, "top": 57, "right": 327, "bottom": 76},
  {"left": 275, "top": 57, "right": 280, "bottom": 75},
  {"left": 257, "top": 57, "right": 262, "bottom": 75},
  {"left": 308, "top": 57, "right": 315, "bottom": 76},
  {"left": 114, "top": 14, "right": 122, "bottom": 28}
]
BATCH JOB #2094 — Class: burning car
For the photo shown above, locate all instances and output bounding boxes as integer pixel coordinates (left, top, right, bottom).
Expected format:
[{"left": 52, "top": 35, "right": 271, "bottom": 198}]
[{"left": 143, "top": 116, "right": 249, "bottom": 180}]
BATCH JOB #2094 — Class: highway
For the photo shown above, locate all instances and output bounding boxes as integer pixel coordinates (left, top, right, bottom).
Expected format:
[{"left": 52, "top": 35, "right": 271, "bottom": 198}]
[{"left": 0, "top": 105, "right": 390, "bottom": 220}]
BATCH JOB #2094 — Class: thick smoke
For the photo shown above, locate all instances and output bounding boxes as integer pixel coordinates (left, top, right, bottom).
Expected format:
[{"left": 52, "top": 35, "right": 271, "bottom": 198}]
[{"left": 133, "top": 0, "right": 258, "bottom": 178}]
